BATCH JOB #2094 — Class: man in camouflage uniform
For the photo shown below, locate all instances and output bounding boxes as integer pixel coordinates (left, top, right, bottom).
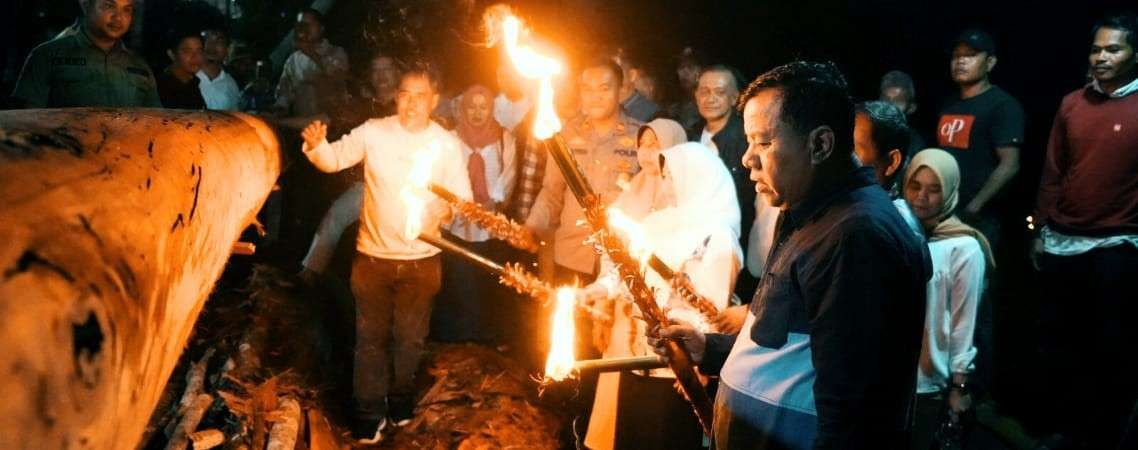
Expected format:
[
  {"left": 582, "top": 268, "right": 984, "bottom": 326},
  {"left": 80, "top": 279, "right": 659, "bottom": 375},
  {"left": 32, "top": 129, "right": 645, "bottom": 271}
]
[{"left": 11, "top": 0, "right": 160, "bottom": 108}]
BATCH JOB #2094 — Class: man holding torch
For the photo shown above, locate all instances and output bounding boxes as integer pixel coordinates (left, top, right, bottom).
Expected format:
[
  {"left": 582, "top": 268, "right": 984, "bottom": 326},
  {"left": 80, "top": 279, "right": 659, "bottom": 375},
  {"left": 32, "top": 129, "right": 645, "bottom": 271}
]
[
  {"left": 525, "top": 57, "right": 644, "bottom": 284},
  {"left": 651, "top": 61, "right": 930, "bottom": 450},
  {"left": 300, "top": 62, "right": 472, "bottom": 444}
]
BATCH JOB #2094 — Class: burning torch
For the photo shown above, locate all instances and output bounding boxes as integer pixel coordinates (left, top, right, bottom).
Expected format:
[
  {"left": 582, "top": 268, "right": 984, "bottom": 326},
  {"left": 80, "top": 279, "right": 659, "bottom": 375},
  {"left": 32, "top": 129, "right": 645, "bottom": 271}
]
[{"left": 485, "top": 7, "right": 714, "bottom": 435}]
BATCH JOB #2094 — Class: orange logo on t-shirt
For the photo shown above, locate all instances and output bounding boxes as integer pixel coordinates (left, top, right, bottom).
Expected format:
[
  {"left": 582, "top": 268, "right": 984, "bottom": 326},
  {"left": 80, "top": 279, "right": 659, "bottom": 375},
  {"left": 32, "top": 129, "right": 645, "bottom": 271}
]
[{"left": 937, "top": 114, "right": 975, "bottom": 149}]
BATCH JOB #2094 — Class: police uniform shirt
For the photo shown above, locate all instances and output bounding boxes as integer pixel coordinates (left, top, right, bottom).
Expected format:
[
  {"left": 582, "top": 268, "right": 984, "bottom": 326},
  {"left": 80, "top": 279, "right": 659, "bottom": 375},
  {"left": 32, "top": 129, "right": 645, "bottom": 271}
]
[
  {"left": 12, "top": 26, "right": 161, "bottom": 108},
  {"left": 526, "top": 113, "right": 643, "bottom": 274}
]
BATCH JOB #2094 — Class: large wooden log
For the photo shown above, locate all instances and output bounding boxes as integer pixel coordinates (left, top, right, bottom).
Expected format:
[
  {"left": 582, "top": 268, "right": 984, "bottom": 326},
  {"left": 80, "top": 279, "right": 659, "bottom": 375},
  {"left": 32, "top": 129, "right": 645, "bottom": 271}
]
[{"left": 0, "top": 108, "right": 281, "bottom": 449}]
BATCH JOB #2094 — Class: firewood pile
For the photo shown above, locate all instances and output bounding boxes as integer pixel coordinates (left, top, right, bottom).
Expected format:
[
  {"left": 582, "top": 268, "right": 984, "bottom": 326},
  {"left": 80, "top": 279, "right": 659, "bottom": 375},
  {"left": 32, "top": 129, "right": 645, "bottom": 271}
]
[
  {"left": 143, "top": 264, "right": 566, "bottom": 450},
  {"left": 141, "top": 264, "right": 349, "bottom": 450},
  {"left": 390, "top": 344, "right": 563, "bottom": 449}
]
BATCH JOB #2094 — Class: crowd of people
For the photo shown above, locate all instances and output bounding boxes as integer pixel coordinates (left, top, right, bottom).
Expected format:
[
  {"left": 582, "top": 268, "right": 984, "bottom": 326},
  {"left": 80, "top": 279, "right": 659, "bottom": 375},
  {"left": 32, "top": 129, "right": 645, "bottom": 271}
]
[{"left": 6, "top": 1, "right": 1138, "bottom": 449}]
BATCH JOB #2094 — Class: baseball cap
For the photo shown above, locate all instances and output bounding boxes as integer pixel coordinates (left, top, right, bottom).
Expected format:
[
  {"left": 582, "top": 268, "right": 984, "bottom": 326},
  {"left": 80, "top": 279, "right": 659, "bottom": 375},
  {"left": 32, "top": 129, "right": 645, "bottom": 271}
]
[{"left": 953, "top": 29, "right": 997, "bottom": 55}]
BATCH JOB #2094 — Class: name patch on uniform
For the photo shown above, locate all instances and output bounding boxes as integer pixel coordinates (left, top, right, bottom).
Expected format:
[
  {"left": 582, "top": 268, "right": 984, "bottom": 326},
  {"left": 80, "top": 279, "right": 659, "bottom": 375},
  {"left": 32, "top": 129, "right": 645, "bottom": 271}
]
[
  {"left": 51, "top": 57, "right": 86, "bottom": 67},
  {"left": 126, "top": 67, "right": 151, "bottom": 77},
  {"left": 614, "top": 149, "right": 637, "bottom": 158},
  {"left": 572, "top": 148, "right": 588, "bottom": 155}
]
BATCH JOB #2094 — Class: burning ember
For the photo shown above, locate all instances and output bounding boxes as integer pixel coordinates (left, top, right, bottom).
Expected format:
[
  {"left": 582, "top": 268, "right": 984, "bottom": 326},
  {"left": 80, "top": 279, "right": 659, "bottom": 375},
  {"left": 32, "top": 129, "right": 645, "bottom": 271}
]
[
  {"left": 400, "top": 140, "right": 443, "bottom": 240},
  {"left": 606, "top": 208, "right": 652, "bottom": 267},
  {"left": 543, "top": 287, "right": 577, "bottom": 381}
]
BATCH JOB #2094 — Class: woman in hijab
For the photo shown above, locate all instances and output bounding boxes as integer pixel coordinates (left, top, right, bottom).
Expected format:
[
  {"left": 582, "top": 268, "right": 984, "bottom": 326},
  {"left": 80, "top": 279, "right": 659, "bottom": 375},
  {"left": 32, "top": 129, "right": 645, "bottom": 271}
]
[
  {"left": 582, "top": 131, "right": 742, "bottom": 450},
  {"left": 608, "top": 118, "right": 690, "bottom": 218},
  {"left": 902, "top": 149, "right": 994, "bottom": 450},
  {"left": 434, "top": 84, "right": 517, "bottom": 344}
]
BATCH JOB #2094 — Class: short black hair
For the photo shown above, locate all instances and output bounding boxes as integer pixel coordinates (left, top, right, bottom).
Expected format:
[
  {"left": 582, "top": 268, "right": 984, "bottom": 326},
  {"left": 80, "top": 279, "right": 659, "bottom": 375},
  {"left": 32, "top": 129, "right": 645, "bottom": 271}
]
[
  {"left": 737, "top": 61, "right": 854, "bottom": 156},
  {"left": 879, "top": 70, "right": 916, "bottom": 102},
  {"left": 200, "top": 28, "right": 230, "bottom": 43},
  {"left": 1093, "top": 12, "right": 1138, "bottom": 49},
  {"left": 583, "top": 56, "right": 624, "bottom": 88},
  {"left": 699, "top": 64, "right": 745, "bottom": 92},
  {"left": 165, "top": 28, "right": 203, "bottom": 52},
  {"left": 299, "top": 7, "right": 324, "bottom": 25},
  {"left": 401, "top": 59, "right": 441, "bottom": 92},
  {"left": 856, "top": 101, "right": 912, "bottom": 162}
]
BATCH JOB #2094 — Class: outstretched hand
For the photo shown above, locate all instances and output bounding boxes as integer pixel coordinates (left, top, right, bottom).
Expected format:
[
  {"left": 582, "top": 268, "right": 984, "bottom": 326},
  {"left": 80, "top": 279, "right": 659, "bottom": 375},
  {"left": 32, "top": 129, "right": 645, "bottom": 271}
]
[{"left": 301, "top": 120, "right": 327, "bottom": 150}]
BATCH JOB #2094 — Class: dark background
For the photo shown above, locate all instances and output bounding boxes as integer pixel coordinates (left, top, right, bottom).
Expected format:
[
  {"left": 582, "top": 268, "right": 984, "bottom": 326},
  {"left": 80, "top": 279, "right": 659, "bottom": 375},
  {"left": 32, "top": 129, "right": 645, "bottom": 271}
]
[
  {"left": 2, "top": 0, "right": 1134, "bottom": 444},
  {"left": 5, "top": 0, "right": 1132, "bottom": 210}
]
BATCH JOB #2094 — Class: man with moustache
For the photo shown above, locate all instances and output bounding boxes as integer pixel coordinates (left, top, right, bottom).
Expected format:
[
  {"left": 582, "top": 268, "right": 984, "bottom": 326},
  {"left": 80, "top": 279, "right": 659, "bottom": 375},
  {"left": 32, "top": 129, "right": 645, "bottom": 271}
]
[{"left": 1032, "top": 12, "right": 1138, "bottom": 449}]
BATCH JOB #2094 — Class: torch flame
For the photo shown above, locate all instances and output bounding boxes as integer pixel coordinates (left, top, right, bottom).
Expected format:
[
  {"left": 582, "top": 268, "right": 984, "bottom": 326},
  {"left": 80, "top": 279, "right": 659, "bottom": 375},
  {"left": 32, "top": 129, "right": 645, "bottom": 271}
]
[
  {"left": 401, "top": 141, "right": 444, "bottom": 240},
  {"left": 544, "top": 287, "right": 578, "bottom": 381},
  {"left": 607, "top": 208, "right": 652, "bottom": 267},
  {"left": 493, "top": 11, "right": 562, "bottom": 139}
]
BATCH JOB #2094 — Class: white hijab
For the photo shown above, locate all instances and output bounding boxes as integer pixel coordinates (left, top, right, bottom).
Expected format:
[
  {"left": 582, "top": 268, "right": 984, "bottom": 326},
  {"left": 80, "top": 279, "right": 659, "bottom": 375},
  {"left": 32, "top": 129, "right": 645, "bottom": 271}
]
[
  {"left": 638, "top": 143, "right": 744, "bottom": 331},
  {"left": 642, "top": 142, "right": 743, "bottom": 256}
]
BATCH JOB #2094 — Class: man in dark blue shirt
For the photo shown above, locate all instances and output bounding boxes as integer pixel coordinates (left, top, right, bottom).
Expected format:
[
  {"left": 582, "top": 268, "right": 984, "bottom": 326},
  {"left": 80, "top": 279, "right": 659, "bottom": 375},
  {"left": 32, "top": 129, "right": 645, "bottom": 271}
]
[{"left": 653, "top": 61, "right": 930, "bottom": 450}]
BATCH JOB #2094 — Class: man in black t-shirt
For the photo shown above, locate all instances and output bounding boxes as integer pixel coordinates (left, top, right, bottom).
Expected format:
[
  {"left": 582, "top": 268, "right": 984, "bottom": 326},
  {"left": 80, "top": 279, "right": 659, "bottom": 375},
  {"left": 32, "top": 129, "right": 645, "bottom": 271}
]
[
  {"left": 936, "top": 28, "right": 1025, "bottom": 402},
  {"left": 936, "top": 29, "right": 1025, "bottom": 248}
]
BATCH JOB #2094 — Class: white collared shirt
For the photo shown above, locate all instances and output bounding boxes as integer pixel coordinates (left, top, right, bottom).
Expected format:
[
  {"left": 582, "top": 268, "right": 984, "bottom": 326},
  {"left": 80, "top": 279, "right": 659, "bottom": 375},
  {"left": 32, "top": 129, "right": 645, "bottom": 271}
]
[
  {"left": 700, "top": 128, "right": 718, "bottom": 153},
  {"left": 274, "top": 39, "right": 349, "bottom": 115},
  {"left": 917, "top": 235, "right": 984, "bottom": 393},
  {"left": 1091, "top": 75, "right": 1138, "bottom": 98},
  {"left": 448, "top": 131, "right": 518, "bottom": 242},
  {"left": 195, "top": 69, "right": 241, "bottom": 111}
]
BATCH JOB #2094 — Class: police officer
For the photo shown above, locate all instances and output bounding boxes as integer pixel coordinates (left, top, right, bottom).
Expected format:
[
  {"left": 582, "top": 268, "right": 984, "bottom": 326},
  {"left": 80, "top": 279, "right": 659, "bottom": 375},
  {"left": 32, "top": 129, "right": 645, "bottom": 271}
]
[
  {"left": 11, "top": 0, "right": 160, "bottom": 108},
  {"left": 526, "top": 57, "right": 643, "bottom": 283}
]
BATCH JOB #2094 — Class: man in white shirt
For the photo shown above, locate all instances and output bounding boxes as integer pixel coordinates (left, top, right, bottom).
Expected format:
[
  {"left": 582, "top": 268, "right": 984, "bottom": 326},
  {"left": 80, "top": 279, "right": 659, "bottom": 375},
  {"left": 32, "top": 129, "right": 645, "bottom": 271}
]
[
  {"left": 300, "top": 63, "right": 472, "bottom": 444},
  {"left": 195, "top": 29, "right": 240, "bottom": 111},
  {"left": 275, "top": 8, "right": 349, "bottom": 117}
]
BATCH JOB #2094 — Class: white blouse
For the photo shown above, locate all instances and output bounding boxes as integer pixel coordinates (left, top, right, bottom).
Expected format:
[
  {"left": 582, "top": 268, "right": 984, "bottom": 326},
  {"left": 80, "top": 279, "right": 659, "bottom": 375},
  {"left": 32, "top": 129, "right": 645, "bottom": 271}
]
[
  {"left": 917, "top": 235, "right": 985, "bottom": 394},
  {"left": 447, "top": 131, "right": 517, "bottom": 242}
]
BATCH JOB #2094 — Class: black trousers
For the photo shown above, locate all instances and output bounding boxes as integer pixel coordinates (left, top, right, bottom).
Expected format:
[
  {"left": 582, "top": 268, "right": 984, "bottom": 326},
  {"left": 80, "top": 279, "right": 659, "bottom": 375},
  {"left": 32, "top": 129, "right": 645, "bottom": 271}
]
[
  {"left": 614, "top": 373, "right": 704, "bottom": 449},
  {"left": 1038, "top": 244, "right": 1138, "bottom": 447},
  {"left": 350, "top": 253, "right": 442, "bottom": 422},
  {"left": 434, "top": 239, "right": 508, "bottom": 343},
  {"left": 963, "top": 212, "right": 1000, "bottom": 393}
]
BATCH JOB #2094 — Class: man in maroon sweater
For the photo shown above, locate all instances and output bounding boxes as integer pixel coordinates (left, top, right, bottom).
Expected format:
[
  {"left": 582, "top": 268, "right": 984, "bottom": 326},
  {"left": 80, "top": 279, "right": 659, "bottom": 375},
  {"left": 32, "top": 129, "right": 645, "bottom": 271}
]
[{"left": 1032, "top": 12, "right": 1138, "bottom": 449}]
